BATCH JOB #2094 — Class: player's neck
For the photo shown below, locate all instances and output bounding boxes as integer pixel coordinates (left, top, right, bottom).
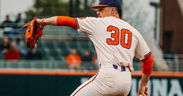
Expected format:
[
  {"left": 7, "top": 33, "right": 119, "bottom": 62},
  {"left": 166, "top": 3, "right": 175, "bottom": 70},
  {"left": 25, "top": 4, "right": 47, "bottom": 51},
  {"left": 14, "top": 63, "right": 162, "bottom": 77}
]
[{"left": 111, "top": 14, "right": 120, "bottom": 19}]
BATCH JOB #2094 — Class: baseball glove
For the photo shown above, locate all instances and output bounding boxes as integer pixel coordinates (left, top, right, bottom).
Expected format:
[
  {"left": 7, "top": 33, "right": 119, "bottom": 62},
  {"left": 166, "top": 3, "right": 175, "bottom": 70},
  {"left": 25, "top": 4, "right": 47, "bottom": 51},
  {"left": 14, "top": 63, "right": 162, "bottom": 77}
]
[{"left": 21, "top": 17, "right": 44, "bottom": 49}]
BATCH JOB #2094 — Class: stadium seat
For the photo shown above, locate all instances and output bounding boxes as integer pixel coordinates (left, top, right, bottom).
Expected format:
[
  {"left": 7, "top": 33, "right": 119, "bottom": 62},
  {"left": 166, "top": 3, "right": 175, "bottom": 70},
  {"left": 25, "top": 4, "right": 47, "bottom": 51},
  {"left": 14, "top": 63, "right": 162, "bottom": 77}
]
[
  {"left": 49, "top": 48, "right": 61, "bottom": 60},
  {"left": 36, "top": 41, "right": 43, "bottom": 48},
  {"left": 79, "top": 41, "right": 89, "bottom": 49},
  {"left": 68, "top": 41, "right": 80, "bottom": 49},
  {"left": 45, "top": 41, "right": 56, "bottom": 49},
  {"left": 54, "top": 56, "right": 65, "bottom": 60},
  {"left": 76, "top": 48, "right": 84, "bottom": 56},
  {"left": 42, "top": 48, "right": 50, "bottom": 59},
  {"left": 58, "top": 41, "right": 68, "bottom": 49},
  {"left": 55, "top": 47, "right": 62, "bottom": 55},
  {"left": 88, "top": 41, "right": 95, "bottom": 50},
  {"left": 43, "top": 55, "right": 53, "bottom": 60},
  {"left": 61, "top": 48, "right": 71, "bottom": 57}
]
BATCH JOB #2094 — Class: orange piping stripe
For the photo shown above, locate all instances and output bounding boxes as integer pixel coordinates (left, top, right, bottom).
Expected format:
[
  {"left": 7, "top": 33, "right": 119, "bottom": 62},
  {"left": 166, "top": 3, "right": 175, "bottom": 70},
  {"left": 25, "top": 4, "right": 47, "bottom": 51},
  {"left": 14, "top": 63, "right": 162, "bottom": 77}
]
[
  {"left": 0, "top": 69, "right": 97, "bottom": 76},
  {"left": 132, "top": 72, "right": 183, "bottom": 77},
  {"left": 0, "top": 70, "right": 183, "bottom": 77},
  {"left": 72, "top": 74, "right": 98, "bottom": 96}
]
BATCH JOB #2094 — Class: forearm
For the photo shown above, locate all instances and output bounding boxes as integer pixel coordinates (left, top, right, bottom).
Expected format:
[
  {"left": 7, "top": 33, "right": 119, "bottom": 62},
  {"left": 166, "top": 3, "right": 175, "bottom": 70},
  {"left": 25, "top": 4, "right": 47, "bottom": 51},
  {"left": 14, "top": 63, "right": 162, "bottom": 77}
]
[
  {"left": 37, "top": 16, "right": 78, "bottom": 29},
  {"left": 138, "top": 74, "right": 151, "bottom": 96},
  {"left": 138, "top": 54, "right": 153, "bottom": 96},
  {"left": 140, "top": 55, "right": 153, "bottom": 86},
  {"left": 42, "top": 16, "right": 58, "bottom": 25},
  {"left": 140, "top": 74, "right": 150, "bottom": 86}
]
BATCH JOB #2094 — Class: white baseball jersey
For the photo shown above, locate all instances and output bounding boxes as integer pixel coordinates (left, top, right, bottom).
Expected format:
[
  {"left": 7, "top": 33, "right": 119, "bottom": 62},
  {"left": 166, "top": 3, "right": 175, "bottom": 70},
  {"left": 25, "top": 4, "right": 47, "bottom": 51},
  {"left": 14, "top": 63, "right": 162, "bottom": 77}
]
[
  {"left": 77, "top": 17, "right": 151, "bottom": 66},
  {"left": 71, "top": 17, "right": 151, "bottom": 96}
]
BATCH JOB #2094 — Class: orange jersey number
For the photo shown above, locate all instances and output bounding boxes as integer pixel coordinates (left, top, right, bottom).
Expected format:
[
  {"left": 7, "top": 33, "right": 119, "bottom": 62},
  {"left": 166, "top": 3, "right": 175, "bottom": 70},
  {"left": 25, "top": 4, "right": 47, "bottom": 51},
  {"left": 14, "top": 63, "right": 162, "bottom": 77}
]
[
  {"left": 106, "top": 26, "right": 119, "bottom": 45},
  {"left": 106, "top": 26, "right": 132, "bottom": 49}
]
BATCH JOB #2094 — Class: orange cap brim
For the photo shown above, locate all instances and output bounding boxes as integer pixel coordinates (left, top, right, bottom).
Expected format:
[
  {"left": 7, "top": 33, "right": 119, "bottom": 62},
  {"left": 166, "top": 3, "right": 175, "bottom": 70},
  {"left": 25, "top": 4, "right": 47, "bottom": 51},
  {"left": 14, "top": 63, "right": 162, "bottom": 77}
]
[{"left": 91, "top": 5, "right": 109, "bottom": 8}]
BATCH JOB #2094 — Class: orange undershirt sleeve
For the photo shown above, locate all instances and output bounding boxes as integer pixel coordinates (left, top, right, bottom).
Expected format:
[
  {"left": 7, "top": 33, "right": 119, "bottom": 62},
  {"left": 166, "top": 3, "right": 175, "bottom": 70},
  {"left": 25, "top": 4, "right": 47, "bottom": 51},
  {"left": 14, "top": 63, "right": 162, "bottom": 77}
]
[
  {"left": 56, "top": 16, "right": 78, "bottom": 29},
  {"left": 142, "top": 55, "right": 154, "bottom": 74}
]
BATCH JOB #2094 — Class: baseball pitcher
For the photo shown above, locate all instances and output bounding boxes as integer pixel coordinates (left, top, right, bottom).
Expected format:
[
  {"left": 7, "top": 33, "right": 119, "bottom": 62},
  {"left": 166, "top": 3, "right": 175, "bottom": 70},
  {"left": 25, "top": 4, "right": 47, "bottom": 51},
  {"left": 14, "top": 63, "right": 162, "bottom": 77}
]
[{"left": 28, "top": 0, "right": 154, "bottom": 95}]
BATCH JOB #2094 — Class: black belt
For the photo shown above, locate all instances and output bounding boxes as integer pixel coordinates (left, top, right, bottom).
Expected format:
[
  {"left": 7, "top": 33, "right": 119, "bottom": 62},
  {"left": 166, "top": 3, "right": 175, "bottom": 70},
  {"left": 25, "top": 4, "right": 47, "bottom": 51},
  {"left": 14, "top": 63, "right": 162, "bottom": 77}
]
[{"left": 112, "top": 64, "right": 126, "bottom": 72}]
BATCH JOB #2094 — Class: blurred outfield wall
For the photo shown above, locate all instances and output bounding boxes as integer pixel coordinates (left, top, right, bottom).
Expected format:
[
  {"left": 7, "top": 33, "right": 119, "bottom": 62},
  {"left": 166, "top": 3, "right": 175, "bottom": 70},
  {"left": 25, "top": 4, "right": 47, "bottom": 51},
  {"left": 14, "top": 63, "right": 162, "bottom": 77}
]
[{"left": 0, "top": 70, "right": 182, "bottom": 96}]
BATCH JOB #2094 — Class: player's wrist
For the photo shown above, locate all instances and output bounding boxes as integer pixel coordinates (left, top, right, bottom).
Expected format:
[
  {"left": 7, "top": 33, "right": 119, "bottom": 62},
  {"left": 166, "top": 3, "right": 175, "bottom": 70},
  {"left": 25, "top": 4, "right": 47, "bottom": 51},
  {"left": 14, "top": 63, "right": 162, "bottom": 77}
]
[
  {"left": 138, "top": 85, "right": 148, "bottom": 96},
  {"left": 40, "top": 18, "right": 46, "bottom": 26},
  {"left": 36, "top": 18, "right": 46, "bottom": 27}
]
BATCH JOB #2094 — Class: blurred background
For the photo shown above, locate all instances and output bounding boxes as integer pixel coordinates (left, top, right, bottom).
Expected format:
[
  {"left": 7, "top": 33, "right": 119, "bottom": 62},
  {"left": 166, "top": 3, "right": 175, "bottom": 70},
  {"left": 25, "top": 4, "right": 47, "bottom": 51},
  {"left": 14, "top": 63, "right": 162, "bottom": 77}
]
[{"left": 0, "top": 0, "right": 182, "bottom": 96}]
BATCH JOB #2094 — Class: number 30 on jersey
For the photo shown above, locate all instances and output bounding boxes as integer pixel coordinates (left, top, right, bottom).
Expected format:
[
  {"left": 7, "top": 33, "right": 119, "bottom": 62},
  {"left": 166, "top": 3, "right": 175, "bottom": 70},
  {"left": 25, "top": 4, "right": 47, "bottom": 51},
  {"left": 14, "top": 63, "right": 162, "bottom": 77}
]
[{"left": 106, "top": 25, "right": 132, "bottom": 49}]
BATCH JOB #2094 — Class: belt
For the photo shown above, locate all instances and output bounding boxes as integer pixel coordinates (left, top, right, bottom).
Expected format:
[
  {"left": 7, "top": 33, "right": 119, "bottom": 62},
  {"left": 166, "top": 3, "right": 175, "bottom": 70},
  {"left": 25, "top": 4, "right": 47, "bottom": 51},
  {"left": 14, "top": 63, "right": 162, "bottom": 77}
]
[
  {"left": 112, "top": 64, "right": 127, "bottom": 72},
  {"left": 100, "top": 64, "right": 133, "bottom": 72}
]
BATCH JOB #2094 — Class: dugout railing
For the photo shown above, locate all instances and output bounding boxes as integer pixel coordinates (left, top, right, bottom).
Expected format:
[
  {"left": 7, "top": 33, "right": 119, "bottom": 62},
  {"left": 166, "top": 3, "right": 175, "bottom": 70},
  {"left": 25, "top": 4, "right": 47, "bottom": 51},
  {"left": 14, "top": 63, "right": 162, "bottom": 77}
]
[
  {"left": 0, "top": 60, "right": 98, "bottom": 71},
  {"left": 0, "top": 58, "right": 182, "bottom": 72}
]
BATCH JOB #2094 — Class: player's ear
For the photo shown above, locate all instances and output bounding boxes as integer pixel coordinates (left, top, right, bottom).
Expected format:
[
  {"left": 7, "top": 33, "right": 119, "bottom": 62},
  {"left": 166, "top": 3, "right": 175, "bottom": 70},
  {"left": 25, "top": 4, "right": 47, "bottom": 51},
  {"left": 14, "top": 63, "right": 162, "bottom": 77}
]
[{"left": 111, "top": 7, "right": 117, "bottom": 15}]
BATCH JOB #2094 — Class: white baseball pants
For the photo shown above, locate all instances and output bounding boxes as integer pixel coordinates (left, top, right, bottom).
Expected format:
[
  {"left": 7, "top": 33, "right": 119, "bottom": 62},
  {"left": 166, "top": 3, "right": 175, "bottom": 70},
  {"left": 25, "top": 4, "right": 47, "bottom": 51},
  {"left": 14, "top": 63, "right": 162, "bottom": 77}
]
[{"left": 71, "top": 64, "right": 132, "bottom": 96}]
